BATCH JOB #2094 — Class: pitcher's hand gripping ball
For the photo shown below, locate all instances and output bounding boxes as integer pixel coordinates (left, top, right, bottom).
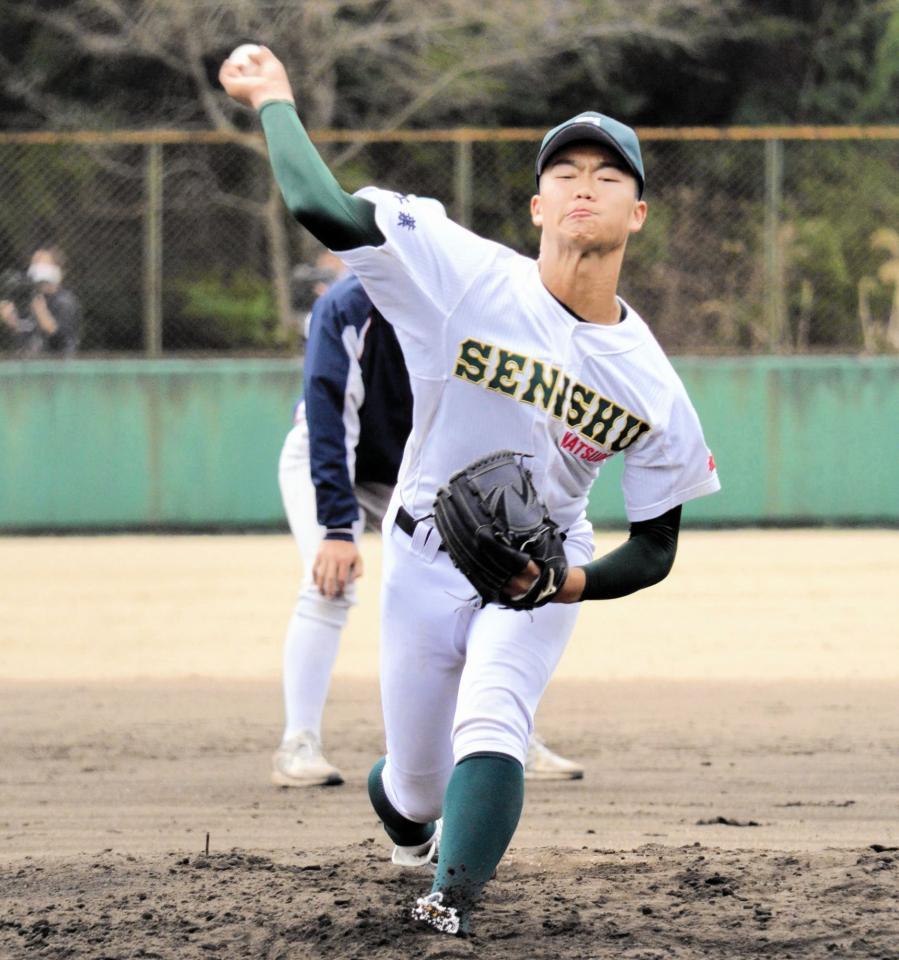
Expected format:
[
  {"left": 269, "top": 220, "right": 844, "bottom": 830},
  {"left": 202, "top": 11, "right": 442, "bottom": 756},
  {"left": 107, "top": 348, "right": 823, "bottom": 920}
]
[
  {"left": 433, "top": 451, "right": 568, "bottom": 610},
  {"left": 227, "top": 43, "right": 262, "bottom": 69}
]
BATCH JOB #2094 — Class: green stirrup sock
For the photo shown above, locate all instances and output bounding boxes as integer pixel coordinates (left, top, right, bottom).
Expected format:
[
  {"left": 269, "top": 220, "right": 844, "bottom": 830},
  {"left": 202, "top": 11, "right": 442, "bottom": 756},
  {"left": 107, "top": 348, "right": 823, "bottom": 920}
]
[
  {"left": 431, "top": 753, "right": 524, "bottom": 925},
  {"left": 367, "top": 757, "right": 436, "bottom": 847}
]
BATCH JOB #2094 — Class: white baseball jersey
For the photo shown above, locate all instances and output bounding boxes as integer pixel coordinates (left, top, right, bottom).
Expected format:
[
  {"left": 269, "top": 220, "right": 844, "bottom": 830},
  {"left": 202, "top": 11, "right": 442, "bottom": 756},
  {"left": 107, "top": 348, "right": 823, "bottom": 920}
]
[{"left": 339, "top": 187, "right": 720, "bottom": 531}]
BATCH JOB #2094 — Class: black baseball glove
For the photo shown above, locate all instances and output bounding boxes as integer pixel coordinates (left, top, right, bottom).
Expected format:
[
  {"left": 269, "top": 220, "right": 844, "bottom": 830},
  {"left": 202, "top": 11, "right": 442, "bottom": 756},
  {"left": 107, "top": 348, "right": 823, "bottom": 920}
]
[{"left": 432, "top": 450, "right": 568, "bottom": 610}]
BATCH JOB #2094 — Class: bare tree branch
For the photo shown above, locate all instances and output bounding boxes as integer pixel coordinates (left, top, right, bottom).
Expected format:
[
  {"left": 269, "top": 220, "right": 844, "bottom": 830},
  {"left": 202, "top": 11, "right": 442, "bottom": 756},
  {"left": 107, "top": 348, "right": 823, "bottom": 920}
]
[{"left": 6, "top": 0, "right": 739, "bottom": 133}]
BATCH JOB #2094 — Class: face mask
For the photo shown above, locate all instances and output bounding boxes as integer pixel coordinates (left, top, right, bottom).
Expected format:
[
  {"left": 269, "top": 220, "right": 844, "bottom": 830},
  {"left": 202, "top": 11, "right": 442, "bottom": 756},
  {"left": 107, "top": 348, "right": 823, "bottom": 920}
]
[{"left": 27, "top": 263, "right": 62, "bottom": 285}]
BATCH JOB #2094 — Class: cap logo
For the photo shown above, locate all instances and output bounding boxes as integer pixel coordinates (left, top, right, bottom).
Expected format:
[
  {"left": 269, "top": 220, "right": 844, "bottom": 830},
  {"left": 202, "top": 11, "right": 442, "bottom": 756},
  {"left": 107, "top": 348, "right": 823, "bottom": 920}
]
[{"left": 580, "top": 116, "right": 602, "bottom": 128}]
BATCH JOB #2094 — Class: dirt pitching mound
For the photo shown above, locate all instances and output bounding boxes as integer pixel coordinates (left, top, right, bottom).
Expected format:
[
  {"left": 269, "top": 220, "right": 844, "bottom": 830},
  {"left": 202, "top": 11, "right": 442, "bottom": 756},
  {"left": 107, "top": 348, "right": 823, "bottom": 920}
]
[{"left": 2, "top": 843, "right": 896, "bottom": 960}]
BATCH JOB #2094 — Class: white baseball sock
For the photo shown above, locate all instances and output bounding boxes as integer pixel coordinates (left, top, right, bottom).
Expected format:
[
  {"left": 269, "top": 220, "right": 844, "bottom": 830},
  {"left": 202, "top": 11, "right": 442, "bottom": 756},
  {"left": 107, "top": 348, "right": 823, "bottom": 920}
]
[{"left": 281, "top": 591, "right": 349, "bottom": 742}]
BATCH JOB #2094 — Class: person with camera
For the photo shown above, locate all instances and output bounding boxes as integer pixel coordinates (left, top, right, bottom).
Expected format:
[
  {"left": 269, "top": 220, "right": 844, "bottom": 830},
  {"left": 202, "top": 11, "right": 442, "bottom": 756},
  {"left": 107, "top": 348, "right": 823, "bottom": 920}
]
[{"left": 0, "top": 247, "right": 82, "bottom": 356}]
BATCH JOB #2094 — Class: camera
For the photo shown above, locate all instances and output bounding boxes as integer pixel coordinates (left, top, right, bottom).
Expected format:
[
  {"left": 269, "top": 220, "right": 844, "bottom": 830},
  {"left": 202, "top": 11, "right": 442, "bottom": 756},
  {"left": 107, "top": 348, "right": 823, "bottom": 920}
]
[{"left": 0, "top": 269, "right": 37, "bottom": 324}]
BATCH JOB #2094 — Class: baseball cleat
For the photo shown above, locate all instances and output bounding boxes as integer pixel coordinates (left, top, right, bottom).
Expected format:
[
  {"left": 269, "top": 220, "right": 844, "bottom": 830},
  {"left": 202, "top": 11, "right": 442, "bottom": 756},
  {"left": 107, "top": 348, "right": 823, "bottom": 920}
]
[
  {"left": 271, "top": 730, "right": 344, "bottom": 787},
  {"left": 524, "top": 733, "right": 584, "bottom": 781},
  {"left": 392, "top": 817, "right": 442, "bottom": 868},
  {"left": 412, "top": 891, "right": 462, "bottom": 936}
]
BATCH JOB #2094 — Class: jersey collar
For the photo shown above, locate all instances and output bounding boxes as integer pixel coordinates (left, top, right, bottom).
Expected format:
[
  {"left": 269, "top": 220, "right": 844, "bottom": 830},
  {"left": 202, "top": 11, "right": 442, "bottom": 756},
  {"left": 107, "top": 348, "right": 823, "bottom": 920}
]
[
  {"left": 546, "top": 287, "right": 629, "bottom": 325},
  {"left": 527, "top": 260, "right": 646, "bottom": 354}
]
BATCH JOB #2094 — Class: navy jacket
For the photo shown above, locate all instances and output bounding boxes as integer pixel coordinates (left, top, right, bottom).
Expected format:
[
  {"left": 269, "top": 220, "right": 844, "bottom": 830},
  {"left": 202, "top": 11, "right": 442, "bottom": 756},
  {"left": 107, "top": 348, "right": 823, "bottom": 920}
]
[{"left": 301, "top": 273, "right": 412, "bottom": 537}]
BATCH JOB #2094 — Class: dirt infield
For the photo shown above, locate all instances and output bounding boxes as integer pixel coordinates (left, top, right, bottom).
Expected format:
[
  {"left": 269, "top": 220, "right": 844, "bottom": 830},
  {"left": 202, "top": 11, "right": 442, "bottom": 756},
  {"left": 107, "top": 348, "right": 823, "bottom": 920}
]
[
  {"left": 2, "top": 528, "right": 896, "bottom": 682},
  {"left": 1, "top": 530, "right": 897, "bottom": 959}
]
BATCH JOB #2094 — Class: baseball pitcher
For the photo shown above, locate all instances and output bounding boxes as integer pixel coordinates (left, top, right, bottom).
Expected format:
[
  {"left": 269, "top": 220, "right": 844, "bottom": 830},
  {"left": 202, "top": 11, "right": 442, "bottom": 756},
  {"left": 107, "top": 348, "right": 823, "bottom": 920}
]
[{"left": 221, "top": 47, "right": 720, "bottom": 938}]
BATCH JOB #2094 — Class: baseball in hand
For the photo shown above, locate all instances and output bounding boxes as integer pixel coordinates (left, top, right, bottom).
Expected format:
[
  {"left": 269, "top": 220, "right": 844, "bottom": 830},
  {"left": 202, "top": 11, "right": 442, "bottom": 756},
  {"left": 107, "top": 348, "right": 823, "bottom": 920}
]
[{"left": 228, "top": 43, "right": 262, "bottom": 69}]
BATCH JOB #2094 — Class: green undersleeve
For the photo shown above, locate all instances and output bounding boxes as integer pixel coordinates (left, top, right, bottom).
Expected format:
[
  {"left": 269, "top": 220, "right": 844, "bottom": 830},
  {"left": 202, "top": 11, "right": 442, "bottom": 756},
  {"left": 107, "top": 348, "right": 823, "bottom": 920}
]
[
  {"left": 580, "top": 504, "right": 681, "bottom": 600},
  {"left": 258, "top": 100, "right": 384, "bottom": 251}
]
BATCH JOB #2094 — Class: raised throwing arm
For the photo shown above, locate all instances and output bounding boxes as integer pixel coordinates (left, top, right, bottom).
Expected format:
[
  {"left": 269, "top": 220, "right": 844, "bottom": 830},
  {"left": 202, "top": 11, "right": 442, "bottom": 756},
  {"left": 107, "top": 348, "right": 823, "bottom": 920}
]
[{"left": 219, "top": 47, "right": 383, "bottom": 251}]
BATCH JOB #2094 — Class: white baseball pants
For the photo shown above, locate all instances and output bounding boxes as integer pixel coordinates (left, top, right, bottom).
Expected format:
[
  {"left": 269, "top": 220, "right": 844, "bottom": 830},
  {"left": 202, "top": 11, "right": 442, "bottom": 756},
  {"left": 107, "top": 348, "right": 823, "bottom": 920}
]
[{"left": 378, "top": 501, "right": 593, "bottom": 823}]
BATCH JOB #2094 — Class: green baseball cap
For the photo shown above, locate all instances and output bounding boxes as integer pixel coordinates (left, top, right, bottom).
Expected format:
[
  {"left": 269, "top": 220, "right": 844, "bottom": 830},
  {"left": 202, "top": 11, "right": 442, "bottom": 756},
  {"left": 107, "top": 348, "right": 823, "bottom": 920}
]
[{"left": 535, "top": 111, "right": 645, "bottom": 197}]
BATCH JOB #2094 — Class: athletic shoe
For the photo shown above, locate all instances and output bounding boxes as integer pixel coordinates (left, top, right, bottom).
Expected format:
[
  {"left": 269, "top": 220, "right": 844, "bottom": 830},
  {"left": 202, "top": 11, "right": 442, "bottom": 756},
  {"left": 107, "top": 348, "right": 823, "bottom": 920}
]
[
  {"left": 412, "top": 891, "right": 462, "bottom": 936},
  {"left": 270, "top": 730, "right": 344, "bottom": 787},
  {"left": 392, "top": 818, "right": 442, "bottom": 868},
  {"left": 524, "top": 733, "right": 584, "bottom": 781}
]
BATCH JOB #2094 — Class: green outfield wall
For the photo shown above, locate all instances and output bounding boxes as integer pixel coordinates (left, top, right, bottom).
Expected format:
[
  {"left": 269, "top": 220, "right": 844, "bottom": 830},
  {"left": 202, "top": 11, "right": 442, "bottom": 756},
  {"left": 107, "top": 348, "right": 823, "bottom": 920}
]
[{"left": 1, "top": 357, "right": 896, "bottom": 530}]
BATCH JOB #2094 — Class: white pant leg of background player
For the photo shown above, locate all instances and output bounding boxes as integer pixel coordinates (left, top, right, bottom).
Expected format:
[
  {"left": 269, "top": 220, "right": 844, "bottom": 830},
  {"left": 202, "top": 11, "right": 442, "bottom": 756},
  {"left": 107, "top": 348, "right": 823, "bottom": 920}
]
[
  {"left": 378, "top": 515, "right": 593, "bottom": 822},
  {"left": 278, "top": 420, "right": 365, "bottom": 741}
]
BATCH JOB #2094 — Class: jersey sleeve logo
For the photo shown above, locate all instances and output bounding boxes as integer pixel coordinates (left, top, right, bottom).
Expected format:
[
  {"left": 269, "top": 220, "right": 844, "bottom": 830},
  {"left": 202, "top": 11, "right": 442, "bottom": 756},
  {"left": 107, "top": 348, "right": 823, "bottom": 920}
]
[{"left": 452, "top": 336, "right": 651, "bottom": 455}]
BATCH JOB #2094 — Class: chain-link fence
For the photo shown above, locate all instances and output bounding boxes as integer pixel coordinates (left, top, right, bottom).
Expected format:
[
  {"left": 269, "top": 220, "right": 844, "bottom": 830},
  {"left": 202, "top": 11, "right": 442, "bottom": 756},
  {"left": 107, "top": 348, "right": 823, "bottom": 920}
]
[{"left": 1, "top": 127, "right": 897, "bottom": 357}]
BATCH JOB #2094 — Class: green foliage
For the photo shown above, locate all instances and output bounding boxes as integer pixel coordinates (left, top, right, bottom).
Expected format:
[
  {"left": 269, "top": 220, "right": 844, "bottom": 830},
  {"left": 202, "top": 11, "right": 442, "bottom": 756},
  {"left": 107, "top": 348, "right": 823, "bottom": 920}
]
[
  {"left": 0, "top": 144, "right": 100, "bottom": 260},
  {"left": 728, "top": 0, "right": 898, "bottom": 123},
  {"left": 169, "top": 269, "right": 277, "bottom": 349},
  {"left": 783, "top": 216, "right": 854, "bottom": 348},
  {"left": 861, "top": 5, "right": 899, "bottom": 118},
  {"left": 783, "top": 141, "right": 899, "bottom": 349}
]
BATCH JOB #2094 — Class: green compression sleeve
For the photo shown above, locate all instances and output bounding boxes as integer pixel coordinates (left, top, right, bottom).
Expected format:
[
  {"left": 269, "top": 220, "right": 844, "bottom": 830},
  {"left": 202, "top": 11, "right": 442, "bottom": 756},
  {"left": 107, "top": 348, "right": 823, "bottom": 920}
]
[
  {"left": 258, "top": 100, "right": 384, "bottom": 251},
  {"left": 432, "top": 753, "right": 524, "bottom": 928},
  {"left": 580, "top": 505, "right": 681, "bottom": 600}
]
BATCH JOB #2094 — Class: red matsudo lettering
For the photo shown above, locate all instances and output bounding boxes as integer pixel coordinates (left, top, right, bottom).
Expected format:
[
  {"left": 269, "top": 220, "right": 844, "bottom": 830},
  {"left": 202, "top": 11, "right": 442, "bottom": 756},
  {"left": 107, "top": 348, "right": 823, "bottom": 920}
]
[{"left": 560, "top": 431, "right": 612, "bottom": 464}]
